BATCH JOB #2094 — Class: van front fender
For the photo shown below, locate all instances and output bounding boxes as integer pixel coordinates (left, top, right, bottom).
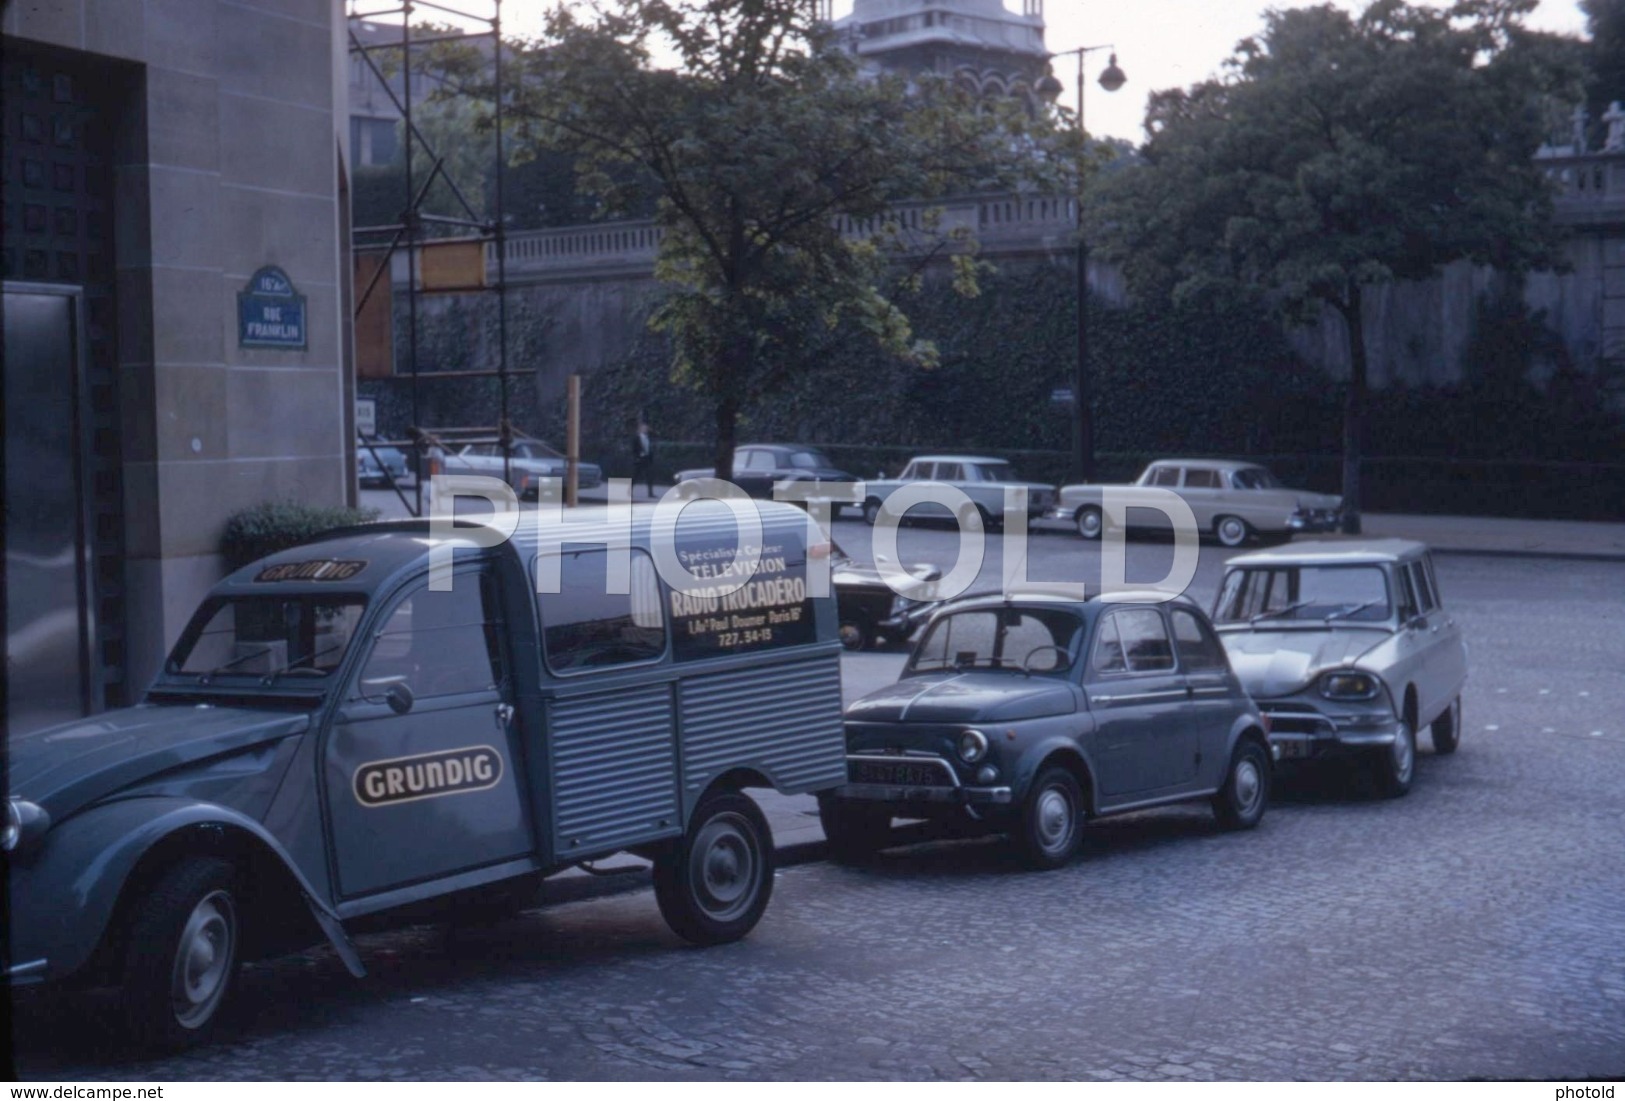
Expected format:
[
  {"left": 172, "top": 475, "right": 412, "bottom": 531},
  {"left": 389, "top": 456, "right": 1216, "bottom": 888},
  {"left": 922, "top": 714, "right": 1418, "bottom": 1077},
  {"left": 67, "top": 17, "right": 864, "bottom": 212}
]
[{"left": 6, "top": 796, "right": 361, "bottom": 986}]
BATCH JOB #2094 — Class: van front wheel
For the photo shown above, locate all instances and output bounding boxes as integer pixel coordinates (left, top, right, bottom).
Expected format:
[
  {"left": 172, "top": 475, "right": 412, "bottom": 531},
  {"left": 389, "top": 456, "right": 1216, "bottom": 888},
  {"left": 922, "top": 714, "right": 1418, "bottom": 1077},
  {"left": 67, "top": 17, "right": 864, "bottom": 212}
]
[
  {"left": 121, "top": 856, "right": 242, "bottom": 1051},
  {"left": 654, "top": 791, "right": 774, "bottom": 945}
]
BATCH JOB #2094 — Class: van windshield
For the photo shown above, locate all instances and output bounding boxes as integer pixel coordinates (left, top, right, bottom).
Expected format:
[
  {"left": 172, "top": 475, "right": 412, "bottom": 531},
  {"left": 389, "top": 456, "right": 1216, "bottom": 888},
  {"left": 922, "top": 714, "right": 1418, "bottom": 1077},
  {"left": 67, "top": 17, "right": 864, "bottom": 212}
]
[{"left": 168, "top": 595, "right": 368, "bottom": 681}]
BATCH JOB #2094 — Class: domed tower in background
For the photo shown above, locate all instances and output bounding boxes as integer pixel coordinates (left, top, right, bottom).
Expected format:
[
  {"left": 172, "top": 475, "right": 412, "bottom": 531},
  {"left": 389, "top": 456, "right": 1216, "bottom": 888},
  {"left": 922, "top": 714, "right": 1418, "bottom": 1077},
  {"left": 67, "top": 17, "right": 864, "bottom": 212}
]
[{"left": 825, "top": 0, "right": 1054, "bottom": 112}]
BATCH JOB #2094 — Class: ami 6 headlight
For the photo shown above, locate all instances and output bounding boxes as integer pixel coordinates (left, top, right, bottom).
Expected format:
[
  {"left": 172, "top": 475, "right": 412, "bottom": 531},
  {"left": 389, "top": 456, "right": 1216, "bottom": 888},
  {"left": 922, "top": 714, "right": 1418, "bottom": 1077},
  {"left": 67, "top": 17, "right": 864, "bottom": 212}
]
[
  {"left": 958, "top": 728, "right": 990, "bottom": 763},
  {"left": 1319, "top": 671, "right": 1381, "bottom": 701}
]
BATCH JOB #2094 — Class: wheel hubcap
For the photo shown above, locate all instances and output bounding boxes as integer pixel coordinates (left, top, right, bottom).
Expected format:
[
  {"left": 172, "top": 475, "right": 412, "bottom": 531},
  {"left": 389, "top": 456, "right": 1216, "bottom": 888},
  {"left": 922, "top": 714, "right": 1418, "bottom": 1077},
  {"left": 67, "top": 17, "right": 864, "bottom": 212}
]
[
  {"left": 1220, "top": 519, "right": 1244, "bottom": 544},
  {"left": 1233, "top": 759, "right": 1262, "bottom": 814},
  {"left": 171, "top": 890, "right": 235, "bottom": 1029},
  {"left": 690, "top": 813, "right": 760, "bottom": 921},
  {"left": 1394, "top": 724, "right": 1414, "bottom": 780},
  {"left": 1035, "top": 786, "right": 1074, "bottom": 853},
  {"left": 1079, "top": 511, "right": 1101, "bottom": 539},
  {"left": 839, "top": 624, "right": 862, "bottom": 650}
]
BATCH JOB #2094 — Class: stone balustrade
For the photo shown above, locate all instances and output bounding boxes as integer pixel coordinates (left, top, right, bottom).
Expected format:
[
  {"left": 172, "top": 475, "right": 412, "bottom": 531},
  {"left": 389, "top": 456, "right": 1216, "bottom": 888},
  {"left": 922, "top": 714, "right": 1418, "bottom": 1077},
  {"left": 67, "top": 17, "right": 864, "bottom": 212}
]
[
  {"left": 490, "top": 192, "right": 1080, "bottom": 284},
  {"left": 1538, "top": 149, "right": 1625, "bottom": 228}
]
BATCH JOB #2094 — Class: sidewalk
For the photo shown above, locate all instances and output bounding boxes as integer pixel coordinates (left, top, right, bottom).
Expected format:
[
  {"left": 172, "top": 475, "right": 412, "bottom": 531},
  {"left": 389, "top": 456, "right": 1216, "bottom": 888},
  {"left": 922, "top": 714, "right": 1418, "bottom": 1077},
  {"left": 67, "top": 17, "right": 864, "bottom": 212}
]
[{"left": 1360, "top": 512, "right": 1625, "bottom": 561}]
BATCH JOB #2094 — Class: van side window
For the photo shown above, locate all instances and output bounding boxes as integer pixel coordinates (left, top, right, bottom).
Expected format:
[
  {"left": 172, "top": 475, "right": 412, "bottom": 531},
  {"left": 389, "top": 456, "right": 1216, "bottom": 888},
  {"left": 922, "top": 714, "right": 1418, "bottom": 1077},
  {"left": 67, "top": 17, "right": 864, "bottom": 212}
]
[
  {"left": 359, "top": 575, "right": 500, "bottom": 699},
  {"left": 540, "top": 549, "right": 666, "bottom": 673}
]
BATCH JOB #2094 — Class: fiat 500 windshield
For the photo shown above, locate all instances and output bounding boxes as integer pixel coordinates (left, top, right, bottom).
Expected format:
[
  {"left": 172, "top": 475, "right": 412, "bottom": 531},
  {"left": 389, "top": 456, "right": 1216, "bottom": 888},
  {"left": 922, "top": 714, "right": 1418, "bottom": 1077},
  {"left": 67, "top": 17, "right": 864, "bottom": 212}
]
[
  {"left": 169, "top": 595, "right": 368, "bottom": 681},
  {"left": 910, "top": 606, "right": 1083, "bottom": 674}
]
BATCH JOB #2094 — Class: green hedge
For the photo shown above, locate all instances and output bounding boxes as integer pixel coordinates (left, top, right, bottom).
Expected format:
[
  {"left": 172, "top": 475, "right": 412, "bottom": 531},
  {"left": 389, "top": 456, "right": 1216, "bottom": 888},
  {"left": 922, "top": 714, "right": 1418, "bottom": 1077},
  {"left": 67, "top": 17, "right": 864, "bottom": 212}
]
[{"left": 221, "top": 501, "right": 381, "bottom": 571}]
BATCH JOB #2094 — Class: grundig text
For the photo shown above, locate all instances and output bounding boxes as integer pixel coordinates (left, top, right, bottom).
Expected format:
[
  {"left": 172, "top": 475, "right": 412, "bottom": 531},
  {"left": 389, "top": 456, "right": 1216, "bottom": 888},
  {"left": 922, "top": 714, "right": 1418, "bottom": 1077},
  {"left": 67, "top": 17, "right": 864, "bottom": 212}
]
[{"left": 353, "top": 746, "right": 503, "bottom": 807}]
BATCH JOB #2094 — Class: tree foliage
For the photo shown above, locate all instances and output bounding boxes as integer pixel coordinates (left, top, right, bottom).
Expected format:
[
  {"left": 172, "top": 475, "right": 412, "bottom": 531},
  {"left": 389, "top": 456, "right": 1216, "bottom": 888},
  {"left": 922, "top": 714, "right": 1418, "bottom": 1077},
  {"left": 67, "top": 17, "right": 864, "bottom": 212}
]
[
  {"left": 1087, "top": 0, "right": 1579, "bottom": 529},
  {"left": 498, "top": 0, "right": 1058, "bottom": 479}
]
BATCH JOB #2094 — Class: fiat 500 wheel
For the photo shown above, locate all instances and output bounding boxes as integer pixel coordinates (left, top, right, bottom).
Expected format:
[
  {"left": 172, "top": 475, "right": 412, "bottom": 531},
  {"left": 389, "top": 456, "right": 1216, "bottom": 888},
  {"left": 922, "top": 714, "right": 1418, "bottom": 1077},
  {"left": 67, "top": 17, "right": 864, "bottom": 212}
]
[
  {"left": 1215, "top": 515, "right": 1251, "bottom": 548},
  {"left": 1212, "top": 739, "right": 1270, "bottom": 830},
  {"left": 1014, "top": 767, "right": 1084, "bottom": 870},
  {"left": 121, "top": 856, "right": 242, "bottom": 1051},
  {"left": 1431, "top": 696, "right": 1462, "bottom": 755},
  {"left": 654, "top": 791, "right": 774, "bottom": 945},
  {"left": 1076, "top": 506, "right": 1103, "bottom": 541}
]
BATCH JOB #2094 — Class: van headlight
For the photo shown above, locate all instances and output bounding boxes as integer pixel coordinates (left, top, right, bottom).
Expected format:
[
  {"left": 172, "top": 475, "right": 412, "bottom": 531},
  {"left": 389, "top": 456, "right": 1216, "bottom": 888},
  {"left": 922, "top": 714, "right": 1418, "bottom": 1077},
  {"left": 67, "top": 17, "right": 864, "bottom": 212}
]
[
  {"left": 958, "top": 728, "right": 989, "bottom": 763},
  {"left": 3, "top": 799, "right": 50, "bottom": 858},
  {"left": 1319, "top": 671, "right": 1381, "bottom": 701}
]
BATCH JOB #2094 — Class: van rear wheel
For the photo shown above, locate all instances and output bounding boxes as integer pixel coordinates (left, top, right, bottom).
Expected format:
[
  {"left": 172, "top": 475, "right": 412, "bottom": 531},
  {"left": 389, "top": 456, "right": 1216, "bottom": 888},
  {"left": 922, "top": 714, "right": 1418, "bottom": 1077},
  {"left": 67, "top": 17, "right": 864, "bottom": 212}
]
[{"left": 654, "top": 791, "right": 774, "bottom": 945}]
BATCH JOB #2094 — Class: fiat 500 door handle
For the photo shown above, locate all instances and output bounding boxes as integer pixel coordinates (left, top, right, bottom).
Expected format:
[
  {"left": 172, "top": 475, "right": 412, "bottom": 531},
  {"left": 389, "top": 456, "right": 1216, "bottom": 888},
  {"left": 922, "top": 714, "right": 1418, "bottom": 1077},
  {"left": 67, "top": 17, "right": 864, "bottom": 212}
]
[{"left": 494, "top": 702, "right": 515, "bottom": 729}]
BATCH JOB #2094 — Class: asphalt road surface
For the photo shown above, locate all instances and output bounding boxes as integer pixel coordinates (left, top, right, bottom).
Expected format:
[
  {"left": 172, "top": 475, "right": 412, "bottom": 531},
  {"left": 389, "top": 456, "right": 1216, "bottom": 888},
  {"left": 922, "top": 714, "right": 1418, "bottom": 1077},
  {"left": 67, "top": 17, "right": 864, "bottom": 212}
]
[{"left": 10, "top": 529, "right": 1625, "bottom": 1080}]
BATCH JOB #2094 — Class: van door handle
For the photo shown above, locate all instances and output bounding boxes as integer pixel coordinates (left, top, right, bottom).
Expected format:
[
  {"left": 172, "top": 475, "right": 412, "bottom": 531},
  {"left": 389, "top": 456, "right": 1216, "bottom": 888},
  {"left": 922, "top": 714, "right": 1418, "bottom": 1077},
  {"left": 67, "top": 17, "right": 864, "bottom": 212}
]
[{"left": 494, "top": 702, "right": 515, "bottom": 729}]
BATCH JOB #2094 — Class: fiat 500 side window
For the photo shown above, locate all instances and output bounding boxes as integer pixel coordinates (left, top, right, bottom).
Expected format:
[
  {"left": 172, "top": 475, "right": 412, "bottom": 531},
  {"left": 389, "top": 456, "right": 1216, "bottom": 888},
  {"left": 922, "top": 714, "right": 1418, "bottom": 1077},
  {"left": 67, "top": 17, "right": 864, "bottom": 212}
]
[{"left": 1171, "top": 608, "right": 1228, "bottom": 671}]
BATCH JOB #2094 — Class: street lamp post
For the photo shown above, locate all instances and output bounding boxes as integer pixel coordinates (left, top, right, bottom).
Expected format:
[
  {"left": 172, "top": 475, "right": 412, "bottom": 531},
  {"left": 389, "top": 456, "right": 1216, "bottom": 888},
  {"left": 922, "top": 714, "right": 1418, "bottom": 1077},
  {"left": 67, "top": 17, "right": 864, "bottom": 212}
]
[{"left": 1038, "top": 47, "right": 1125, "bottom": 484}]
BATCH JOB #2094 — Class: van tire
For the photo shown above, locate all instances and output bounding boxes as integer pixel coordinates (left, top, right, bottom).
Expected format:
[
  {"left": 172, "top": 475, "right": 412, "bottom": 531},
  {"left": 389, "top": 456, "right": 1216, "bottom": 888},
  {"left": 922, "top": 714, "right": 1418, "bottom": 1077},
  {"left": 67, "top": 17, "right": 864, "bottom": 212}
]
[
  {"left": 121, "top": 856, "right": 242, "bottom": 1051},
  {"left": 654, "top": 791, "right": 774, "bottom": 945}
]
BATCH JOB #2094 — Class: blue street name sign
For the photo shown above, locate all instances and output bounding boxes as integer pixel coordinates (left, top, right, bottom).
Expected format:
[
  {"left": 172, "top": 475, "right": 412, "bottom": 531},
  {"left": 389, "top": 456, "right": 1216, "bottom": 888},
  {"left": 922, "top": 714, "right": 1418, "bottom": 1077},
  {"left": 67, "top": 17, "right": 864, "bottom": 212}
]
[{"left": 238, "top": 266, "right": 307, "bottom": 349}]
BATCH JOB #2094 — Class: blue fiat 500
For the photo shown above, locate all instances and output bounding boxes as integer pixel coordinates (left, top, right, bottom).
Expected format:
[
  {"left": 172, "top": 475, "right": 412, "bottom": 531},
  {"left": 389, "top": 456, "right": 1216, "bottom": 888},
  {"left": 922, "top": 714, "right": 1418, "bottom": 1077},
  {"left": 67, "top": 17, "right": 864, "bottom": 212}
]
[{"left": 819, "top": 591, "right": 1271, "bottom": 868}]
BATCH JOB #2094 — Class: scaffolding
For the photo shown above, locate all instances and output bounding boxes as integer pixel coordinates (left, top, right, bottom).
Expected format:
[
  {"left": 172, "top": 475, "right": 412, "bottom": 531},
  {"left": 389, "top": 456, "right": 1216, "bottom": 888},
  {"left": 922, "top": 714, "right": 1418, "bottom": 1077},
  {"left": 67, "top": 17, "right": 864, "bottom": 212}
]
[{"left": 346, "top": 0, "right": 518, "bottom": 517}]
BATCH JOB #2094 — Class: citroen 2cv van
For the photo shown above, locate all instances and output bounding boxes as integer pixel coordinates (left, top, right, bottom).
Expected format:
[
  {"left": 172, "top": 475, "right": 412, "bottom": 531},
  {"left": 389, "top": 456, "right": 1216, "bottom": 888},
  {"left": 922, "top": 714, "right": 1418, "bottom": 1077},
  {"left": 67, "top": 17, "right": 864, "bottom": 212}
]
[{"left": 4, "top": 500, "right": 846, "bottom": 1048}]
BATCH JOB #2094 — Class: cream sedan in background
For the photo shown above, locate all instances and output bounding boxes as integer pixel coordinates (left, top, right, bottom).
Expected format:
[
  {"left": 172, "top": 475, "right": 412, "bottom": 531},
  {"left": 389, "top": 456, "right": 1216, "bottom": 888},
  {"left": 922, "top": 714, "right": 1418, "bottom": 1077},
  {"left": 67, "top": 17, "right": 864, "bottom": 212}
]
[
  {"left": 1054, "top": 458, "right": 1343, "bottom": 546},
  {"left": 1210, "top": 539, "right": 1469, "bottom": 797}
]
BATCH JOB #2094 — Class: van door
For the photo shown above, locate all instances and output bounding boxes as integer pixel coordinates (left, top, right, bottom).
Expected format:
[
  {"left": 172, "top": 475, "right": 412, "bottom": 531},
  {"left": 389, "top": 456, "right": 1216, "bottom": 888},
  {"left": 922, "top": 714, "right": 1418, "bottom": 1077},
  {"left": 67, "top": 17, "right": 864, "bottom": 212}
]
[
  {"left": 536, "top": 548, "right": 681, "bottom": 859},
  {"left": 325, "top": 564, "right": 532, "bottom": 899}
]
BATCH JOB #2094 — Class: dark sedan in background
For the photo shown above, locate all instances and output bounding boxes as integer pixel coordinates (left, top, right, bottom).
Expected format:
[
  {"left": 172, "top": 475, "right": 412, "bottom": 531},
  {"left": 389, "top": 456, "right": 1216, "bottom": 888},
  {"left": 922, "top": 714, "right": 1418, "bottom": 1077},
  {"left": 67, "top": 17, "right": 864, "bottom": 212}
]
[{"left": 674, "top": 444, "right": 858, "bottom": 512}]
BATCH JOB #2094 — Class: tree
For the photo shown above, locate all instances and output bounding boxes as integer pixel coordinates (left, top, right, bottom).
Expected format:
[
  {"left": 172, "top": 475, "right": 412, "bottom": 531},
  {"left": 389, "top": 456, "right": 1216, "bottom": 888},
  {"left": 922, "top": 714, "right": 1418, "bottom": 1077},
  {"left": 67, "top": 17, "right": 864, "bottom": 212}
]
[
  {"left": 499, "top": 0, "right": 1053, "bottom": 480},
  {"left": 1088, "top": 0, "right": 1577, "bottom": 531}
]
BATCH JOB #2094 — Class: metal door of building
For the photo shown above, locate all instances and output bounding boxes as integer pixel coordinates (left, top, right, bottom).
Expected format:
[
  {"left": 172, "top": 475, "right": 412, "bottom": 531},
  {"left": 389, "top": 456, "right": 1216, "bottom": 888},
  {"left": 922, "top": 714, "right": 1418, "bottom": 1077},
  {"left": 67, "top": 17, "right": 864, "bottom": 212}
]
[{"left": 3, "top": 283, "right": 99, "bottom": 735}]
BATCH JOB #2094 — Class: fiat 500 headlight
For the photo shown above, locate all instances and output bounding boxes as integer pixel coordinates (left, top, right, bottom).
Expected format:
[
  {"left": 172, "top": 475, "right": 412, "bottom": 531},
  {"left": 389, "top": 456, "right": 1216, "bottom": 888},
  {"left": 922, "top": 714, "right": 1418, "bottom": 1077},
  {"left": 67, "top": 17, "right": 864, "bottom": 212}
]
[
  {"left": 958, "top": 728, "right": 990, "bottom": 763},
  {"left": 1319, "top": 671, "right": 1381, "bottom": 701}
]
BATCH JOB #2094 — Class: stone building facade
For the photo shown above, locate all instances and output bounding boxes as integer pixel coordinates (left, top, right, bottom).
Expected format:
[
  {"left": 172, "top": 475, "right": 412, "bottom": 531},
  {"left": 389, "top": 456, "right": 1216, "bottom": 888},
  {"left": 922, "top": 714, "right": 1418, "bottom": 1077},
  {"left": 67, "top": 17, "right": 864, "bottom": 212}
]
[{"left": 2, "top": 0, "right": 353, "bottom": 734}]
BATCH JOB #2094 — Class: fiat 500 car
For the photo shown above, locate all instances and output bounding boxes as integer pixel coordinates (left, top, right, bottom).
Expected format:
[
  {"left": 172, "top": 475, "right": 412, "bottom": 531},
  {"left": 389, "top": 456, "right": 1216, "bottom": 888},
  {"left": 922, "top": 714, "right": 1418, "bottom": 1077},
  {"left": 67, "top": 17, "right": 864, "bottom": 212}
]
[
  {"left": 819, "top": 591, "right": 1271, "bottom": 869},
  {"left": 4, "top": 503, "right": 847, "bottom": 1049},
  {"left": 1211, "top": 539, "right": 1468, "bottom": 797}
]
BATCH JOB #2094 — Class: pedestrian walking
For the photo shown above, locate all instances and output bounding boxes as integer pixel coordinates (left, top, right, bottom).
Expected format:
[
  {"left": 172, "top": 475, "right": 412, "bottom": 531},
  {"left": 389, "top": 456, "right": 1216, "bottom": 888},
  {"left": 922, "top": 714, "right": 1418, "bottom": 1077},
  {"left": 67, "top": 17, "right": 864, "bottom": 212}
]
[{"left": 631, "top": 420, "right": 656, "bottom": 499}]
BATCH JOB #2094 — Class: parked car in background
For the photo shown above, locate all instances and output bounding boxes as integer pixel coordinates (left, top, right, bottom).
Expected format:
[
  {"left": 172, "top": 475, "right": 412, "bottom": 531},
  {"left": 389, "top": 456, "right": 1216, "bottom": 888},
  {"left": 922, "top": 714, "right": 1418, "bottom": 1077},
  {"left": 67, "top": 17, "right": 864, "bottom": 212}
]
[
  {"left": 859, "top": 455, "right": 1057, "bottom": 529},
  {"left": 356, "top": 444, "right": 408, "bottom": 487},
  {"left": 1053, "top": 459, "right": 1343, "bottom": 546},
  {"left": 1211, "top": 539, "right": 1468, "bottom": 797},
  {"left": 819, "top": 590, "right": 1271, "bottom": 868},
  {"left": 830, "top": 538, "right": 942, "bottom": 651},
  {"left": 445, "top": 437, "right": 604, "bottom": 498},
  {"left": 673, "top": 444, "right": 858, "bottom": 513}
]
